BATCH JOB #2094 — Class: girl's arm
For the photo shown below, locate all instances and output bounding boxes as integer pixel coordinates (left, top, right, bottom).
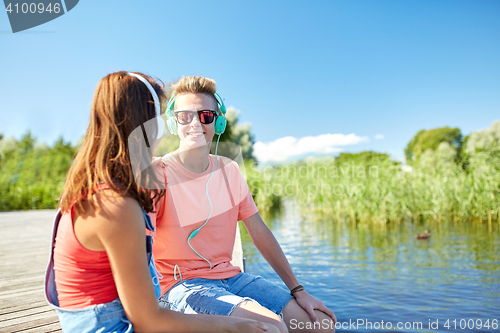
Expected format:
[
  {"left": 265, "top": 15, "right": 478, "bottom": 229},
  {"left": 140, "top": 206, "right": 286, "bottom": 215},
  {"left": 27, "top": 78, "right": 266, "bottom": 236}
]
[
  {"left": 84, "top": 192, "right": 274, "bottom": 333},
  {"left": 242, "top": 212, "right": 336, "bottom": 323}
]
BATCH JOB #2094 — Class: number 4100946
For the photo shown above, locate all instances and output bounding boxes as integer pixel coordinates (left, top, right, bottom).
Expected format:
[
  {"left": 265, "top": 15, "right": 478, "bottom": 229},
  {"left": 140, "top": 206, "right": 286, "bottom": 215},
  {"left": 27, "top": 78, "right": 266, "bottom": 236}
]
[
  {"left": 444, "top": 319, "right": 498, "bottom": 330},
  {"left": 5, "top": 3, "right": 61, "bottom": 14}
]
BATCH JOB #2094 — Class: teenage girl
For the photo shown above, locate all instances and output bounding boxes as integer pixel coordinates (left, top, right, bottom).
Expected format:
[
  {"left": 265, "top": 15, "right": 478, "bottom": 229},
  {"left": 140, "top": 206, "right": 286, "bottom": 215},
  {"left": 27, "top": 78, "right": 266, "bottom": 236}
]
[{"left": 44, "top": 71, "right": 277, "bottom": 333}]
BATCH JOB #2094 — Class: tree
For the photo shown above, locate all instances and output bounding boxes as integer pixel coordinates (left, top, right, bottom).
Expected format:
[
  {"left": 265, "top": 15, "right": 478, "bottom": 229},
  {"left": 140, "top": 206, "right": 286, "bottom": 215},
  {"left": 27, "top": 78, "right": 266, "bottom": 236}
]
[
  {"left": 230, "top": 122, "right": 255, "bottom": 161},
  {"left": 0, "top": 136, "right": 16, "bottom": 167},
  {"left": 17, "top": 131, "right": 36, "bottom": 153},
  {"left": 405, "top": 130, "right": 425, "bottom": 161},
  {"left": 463, "top": 120, "right": 500, "bottom": 169},
  {"left": 53, "top": 136, "right": 76, "bottom": 156},
  {"left": 219, "top": 107, "right": 255, "bottom": 161},
  {"left": 405, "top": 127, "right": 462, "bottom": 161}
]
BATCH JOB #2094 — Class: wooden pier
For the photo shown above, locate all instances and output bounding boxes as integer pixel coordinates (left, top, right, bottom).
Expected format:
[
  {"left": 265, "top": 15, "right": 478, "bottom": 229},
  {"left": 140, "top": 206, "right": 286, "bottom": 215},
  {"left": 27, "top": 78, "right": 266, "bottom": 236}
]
[
  {"left": 0, "top": 210, "right": 244, "bottom": 332},
  {"left": 0, "top": 210, "right": 61, "bottom": 333}
]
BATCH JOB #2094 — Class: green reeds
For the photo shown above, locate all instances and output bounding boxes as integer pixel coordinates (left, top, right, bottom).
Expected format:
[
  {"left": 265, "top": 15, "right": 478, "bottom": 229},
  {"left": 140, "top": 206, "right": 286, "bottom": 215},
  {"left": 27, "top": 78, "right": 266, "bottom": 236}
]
[{"left": 246, "top": 149, "right": 500, "bottom": 224}]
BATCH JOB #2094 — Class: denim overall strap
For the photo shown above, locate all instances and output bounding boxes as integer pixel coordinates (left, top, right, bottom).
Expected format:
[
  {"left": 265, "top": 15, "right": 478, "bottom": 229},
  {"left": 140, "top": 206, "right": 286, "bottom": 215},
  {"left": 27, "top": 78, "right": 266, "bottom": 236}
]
[{"left": 142, "top": 208, "right": 163, "bottom": 299}]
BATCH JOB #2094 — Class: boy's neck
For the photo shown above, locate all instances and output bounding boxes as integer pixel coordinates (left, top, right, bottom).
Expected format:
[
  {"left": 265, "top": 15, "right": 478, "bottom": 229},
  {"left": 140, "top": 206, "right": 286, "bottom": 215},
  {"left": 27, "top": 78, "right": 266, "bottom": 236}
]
[{"left": 175, "top": 143, "right": 211, "bottom": 174}]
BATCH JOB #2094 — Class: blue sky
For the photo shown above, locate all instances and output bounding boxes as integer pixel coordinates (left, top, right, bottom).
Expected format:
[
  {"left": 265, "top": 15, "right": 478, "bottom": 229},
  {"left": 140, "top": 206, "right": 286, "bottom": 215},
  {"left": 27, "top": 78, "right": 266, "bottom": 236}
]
[{"left": 1, "top": 0, "right": 499, "bottom": 162}]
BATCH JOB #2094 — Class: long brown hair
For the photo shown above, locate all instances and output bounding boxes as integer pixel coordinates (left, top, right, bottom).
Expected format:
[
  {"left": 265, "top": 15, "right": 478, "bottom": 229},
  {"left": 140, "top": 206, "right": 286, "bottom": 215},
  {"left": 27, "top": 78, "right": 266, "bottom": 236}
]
[{"left": 59, "top": 71, "right": 166, "bottom": 214}]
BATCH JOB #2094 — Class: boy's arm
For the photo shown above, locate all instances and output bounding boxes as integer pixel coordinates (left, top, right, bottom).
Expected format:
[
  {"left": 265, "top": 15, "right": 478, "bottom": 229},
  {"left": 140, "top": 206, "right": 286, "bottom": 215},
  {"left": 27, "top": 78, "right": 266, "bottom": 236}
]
[
  {"left": 241, "top": 212, "right": 299, "bottom": 290},
  {"left": 242, "top": 212, "right": 336, "bottom": 323}
]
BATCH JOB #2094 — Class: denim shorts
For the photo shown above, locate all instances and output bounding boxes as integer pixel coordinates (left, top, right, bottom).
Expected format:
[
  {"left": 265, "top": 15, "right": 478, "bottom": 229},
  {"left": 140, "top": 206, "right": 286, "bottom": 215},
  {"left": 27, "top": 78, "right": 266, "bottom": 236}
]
[
  {"left": 55, "top": 298, "right": 132, "bottom": 333},
  {"left": 158, "top": 272, "right": 293, "bottom": 317}
]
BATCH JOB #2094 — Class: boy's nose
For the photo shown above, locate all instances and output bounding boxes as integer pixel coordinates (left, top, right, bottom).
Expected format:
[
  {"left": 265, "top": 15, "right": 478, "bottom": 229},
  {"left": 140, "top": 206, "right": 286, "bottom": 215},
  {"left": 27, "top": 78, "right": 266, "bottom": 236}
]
[{"left": 190, "top": 112, "right": 202, "bottom": 127}]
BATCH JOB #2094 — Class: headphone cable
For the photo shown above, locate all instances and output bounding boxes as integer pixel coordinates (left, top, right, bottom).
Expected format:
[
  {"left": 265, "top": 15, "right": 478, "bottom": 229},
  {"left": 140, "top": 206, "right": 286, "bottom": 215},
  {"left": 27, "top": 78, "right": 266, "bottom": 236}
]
[{"left": 187, "top": 133, "right": 222, "bottom": 269}]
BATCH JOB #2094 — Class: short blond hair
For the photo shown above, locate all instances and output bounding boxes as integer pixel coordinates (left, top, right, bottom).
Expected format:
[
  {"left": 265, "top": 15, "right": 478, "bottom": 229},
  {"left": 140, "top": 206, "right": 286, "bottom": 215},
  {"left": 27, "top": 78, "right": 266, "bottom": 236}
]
[{"left": 171, "top": 76, "right": 218, "bottom": 108}]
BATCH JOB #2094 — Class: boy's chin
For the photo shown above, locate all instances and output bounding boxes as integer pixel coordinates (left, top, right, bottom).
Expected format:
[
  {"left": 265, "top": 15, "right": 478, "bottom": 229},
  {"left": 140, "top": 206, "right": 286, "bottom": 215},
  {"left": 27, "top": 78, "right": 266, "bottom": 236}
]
[{"left": 181, "top": 137, "right": 210, "bottom": 149}]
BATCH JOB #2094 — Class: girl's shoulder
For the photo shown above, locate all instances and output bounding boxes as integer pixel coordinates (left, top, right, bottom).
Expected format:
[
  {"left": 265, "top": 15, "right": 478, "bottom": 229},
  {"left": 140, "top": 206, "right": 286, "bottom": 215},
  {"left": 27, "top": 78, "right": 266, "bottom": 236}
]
[
  {"left": 78, "top": 192, "right": 143, "bottom": 227},
  {"left": 72, "top": 191, "right": 144, "bottom": 252}
]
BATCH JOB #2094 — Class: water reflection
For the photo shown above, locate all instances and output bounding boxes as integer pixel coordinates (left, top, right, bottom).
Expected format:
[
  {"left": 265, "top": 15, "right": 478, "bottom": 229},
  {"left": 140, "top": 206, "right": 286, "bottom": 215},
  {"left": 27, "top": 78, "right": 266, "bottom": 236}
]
[{"left": 240, "top": 200, "right": 500, "bottom": 332}]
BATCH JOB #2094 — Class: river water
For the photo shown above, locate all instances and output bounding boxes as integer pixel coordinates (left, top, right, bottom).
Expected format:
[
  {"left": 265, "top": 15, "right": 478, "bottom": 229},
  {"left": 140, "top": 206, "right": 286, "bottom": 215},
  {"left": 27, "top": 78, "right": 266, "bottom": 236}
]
[{"left": 240, "top": 201, "right": 500, "bottom": 333}]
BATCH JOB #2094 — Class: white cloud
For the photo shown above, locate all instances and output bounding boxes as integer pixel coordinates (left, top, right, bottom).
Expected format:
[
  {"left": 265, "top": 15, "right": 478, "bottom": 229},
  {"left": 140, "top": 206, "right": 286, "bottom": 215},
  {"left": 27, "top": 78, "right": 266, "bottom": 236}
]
[
  {"left": 375, "top": 134, "right": 384, "bottom": 140},
  {"left": 254, "top": 133, "right": 369, "bottom": 163}
]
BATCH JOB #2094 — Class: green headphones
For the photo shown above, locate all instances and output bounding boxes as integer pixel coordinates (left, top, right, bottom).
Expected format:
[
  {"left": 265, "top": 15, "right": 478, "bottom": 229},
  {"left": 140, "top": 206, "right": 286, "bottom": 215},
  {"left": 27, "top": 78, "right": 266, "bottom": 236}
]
[{"left": 166, "top": 92, "right": 227, "bottom": 135}]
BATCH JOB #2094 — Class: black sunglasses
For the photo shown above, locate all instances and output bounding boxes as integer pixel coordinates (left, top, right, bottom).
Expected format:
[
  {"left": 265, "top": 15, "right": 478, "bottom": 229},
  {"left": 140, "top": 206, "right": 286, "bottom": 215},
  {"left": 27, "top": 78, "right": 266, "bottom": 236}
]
[{"left": 174, "top": 110, "right": 218, "bottom": 125}]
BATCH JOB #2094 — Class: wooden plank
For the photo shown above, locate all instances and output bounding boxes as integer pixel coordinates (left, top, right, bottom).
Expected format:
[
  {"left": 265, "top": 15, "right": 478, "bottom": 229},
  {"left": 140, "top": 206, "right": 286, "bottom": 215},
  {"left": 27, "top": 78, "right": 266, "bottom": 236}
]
[
  {"left": 15, "top": 321, "right": 62, "bottom": 333},
  {"left": 0, "top": 301, "right": 48, "bottom": 316},
  {"left": 0, "top": 306, "right": 54, "bottom": 323},
  {"left": 0, "top": 293, "right": 51, "bottom": 312},
  {"left": 15, "top": 321, "right": 63, "bottom": 333},
  {"left": 2, "top": 314, "right": 60, "bottom": 332},
  {"left": 0, "top": 308, "right": 59, "bottom": 330},
  {"left": 231, "top": 223, "right": 245, "bottom": 272},
  {"left": 0, "top": 286, "right": 42, "bottom": 299},
  {"left": 0, "top": 210, "right": 60, "bottom": 333},
  {"left": 0, "top": 276, "right": 45, "bottom": 289}
]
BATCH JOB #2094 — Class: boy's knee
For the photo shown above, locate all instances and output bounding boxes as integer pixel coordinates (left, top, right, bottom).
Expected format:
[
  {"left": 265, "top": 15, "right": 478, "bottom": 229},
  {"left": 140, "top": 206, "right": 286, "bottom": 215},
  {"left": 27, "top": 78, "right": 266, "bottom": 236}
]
[
  {"left": 288, "top": 321, "right": 335, "bottom": 333},
  {"left": 311, "top": 311, "right": 335, "bottom": 333},
  {"left": 310, "top": 315, "right": 335, "bottom": 333},
  {"left": 232, "top": 301, "right": 288, "bottom": 333}
]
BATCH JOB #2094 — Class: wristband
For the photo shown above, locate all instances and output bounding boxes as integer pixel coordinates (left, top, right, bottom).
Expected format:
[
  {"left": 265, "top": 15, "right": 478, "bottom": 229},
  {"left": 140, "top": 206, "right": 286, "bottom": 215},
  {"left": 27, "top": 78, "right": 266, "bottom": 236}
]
[{"left": 290, "top": 284, "right": 304, "bottom": 295}]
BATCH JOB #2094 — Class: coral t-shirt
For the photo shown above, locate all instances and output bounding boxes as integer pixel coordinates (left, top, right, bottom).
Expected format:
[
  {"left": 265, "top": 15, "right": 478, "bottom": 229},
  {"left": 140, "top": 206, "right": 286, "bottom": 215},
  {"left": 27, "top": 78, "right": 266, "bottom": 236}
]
[{"left": 150, "top": 153, "right": 258, "bottom": 294}]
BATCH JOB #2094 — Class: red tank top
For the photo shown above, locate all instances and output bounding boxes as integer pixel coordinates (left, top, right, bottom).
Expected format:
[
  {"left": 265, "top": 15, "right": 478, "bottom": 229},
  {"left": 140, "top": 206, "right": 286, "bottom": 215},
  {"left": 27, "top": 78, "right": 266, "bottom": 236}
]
[{"left": 53, "top": 190, "right": 118, "bottom": 309}]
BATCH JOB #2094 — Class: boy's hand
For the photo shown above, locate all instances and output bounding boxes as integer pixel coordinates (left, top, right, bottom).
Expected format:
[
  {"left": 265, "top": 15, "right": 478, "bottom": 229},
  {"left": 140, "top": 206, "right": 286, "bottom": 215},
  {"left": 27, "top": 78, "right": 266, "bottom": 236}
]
[{"left": 294, "top": 290, "right": 337, "bottom": 324}]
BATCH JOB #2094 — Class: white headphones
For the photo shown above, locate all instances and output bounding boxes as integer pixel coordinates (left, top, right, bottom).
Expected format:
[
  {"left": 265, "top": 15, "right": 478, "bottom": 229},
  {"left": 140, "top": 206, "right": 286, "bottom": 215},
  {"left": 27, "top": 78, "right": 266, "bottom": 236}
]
[{"left": 128, "top": 72, "right": 165, "bottom": 140}]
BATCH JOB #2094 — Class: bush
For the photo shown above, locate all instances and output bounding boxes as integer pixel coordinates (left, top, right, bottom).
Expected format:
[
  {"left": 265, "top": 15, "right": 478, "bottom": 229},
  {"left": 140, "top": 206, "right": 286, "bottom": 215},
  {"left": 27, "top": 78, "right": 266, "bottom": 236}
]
[{"left": 0, "top": 133, "right": 75, "bottom": 211}]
